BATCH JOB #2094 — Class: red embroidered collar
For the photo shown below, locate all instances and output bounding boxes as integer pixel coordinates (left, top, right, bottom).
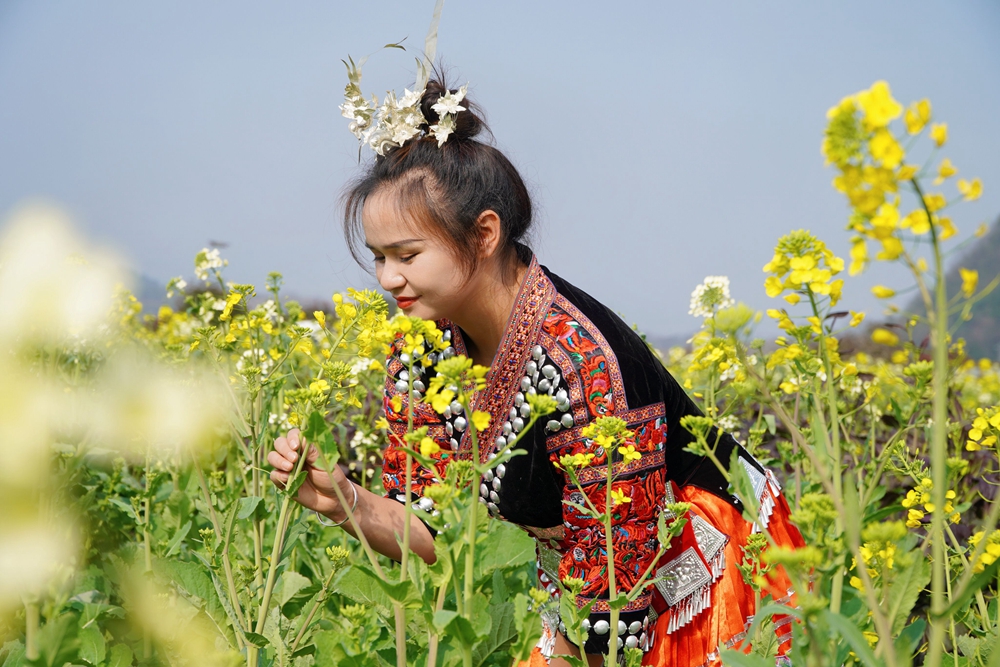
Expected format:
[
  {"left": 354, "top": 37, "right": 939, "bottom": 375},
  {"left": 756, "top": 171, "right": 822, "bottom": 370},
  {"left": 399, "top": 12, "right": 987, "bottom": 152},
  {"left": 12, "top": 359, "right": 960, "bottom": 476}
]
[{"left": 445, "top": 255, "right": 557, "bottom": 463}]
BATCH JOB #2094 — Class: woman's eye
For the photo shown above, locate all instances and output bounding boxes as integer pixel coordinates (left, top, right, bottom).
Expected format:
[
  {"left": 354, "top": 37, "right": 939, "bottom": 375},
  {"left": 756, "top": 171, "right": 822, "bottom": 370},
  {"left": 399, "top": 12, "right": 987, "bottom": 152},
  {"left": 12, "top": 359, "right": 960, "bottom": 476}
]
[
  {"left": 373, "top": 256, "right": 385, "bottom": 264},
  {"left": 399, "top": 254, "right": 416, "bottom": 263}
]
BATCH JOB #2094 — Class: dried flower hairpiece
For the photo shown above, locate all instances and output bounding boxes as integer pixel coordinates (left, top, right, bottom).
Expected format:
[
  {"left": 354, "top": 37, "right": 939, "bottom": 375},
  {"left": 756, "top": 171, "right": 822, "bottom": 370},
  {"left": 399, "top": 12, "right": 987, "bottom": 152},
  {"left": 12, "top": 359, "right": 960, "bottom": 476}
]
[{"left": 340, "top": 55, "right": 468, "bottom": 156}]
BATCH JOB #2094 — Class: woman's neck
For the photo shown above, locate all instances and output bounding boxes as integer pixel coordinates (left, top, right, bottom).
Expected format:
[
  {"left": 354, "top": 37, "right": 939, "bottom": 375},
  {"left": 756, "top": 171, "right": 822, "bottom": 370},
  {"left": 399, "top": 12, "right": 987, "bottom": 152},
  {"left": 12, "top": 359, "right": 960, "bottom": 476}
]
[{"left": 451, "top": 261, "right": 528, "bottom": 369}]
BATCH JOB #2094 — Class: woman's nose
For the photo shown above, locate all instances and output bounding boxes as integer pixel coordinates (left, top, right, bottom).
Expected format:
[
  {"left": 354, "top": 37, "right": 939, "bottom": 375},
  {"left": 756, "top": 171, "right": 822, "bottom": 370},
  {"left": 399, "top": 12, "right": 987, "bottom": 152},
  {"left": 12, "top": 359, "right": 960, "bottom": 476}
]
[{"left": 378, "top": 264, "right": 406, "bottom": 292}]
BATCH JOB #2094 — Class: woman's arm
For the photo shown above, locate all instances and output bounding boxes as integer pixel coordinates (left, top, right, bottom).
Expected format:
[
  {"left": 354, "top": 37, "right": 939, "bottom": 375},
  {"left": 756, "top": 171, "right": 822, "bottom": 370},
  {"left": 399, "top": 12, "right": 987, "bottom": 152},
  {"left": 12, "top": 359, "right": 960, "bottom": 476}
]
[{"left": 268, "top": 428, "right": 437, "bottom": 564}]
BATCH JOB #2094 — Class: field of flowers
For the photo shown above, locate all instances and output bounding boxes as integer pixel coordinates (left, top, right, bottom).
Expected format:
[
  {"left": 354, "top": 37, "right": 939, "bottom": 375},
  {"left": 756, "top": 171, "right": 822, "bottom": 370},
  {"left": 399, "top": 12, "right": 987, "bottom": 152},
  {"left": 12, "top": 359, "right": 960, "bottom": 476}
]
[{"left": 0, "top": 81, "right": 997, "bottom": 667}]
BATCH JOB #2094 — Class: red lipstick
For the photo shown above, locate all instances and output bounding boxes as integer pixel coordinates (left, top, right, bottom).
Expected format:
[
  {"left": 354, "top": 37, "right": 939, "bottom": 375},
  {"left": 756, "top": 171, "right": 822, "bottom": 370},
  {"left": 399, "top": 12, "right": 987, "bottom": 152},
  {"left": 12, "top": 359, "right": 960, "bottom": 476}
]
[{"left": 394, "top": 296, "right": 418, "bottom": 310}]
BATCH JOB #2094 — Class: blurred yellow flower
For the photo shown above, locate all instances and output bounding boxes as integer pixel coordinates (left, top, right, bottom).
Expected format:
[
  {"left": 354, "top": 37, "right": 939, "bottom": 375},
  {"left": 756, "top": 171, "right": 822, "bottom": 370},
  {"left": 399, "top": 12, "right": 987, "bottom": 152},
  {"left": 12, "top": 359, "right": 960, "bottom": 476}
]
[
  {"left": 419, "top": 437, "right": 440, "bottom": 457},
  {"left": 930, "top": 123, "right": 948, "bottom": 147},
  {"left": 957, "top": 178, "right": 983, "bottom": 201},
  {"left": 313, "top": 311, "right": 326, "bottom": 327},
  {"left": 857, "top": 81, "right": 902, "bottom": 128},
  {"left": 471, "top": 410, "right": 491, "bottom": 432},
  {"left": 871, "top": 285, "right": 895, "bottom": 298},
  {"left": 904, "top": 99, "right": 931, "bottom": 134},
  {"left": 960, "top": 268, "right": 978, "bottom": 298},
  {"left": 872, "top": 329, "right": 899, "bottom": 346},
  {"left": 933, "top": 158, "right": 957, "bottom": 185}
]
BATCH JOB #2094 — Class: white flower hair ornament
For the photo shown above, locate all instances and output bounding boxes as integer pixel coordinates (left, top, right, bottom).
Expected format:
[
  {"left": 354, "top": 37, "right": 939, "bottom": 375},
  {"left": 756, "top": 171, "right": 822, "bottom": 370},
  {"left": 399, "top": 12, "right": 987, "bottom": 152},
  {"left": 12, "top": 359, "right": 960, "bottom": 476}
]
[{"left": 340, "top": 56, "right": 468, "bottom": 156}]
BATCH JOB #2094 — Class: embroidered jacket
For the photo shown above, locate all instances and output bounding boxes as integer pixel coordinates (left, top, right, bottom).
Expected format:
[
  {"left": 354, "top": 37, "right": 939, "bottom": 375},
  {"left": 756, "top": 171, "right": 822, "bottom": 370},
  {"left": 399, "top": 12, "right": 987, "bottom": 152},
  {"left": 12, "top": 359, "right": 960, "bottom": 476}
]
[{"left": 381, "top": 256, "right": 802, "bottom": 661}]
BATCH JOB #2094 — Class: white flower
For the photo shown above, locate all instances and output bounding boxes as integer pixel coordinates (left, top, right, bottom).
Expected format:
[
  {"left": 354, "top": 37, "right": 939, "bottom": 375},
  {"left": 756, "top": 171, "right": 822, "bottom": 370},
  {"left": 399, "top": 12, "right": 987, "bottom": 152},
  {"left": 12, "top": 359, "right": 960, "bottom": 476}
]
[
  {"left": 194, "top": 248, "right": 226, "bottom": 282},
  {"left": 397, "top": 88, "right": 423, "bottom": 109},
  {"left": 166, "top": 276, "right": 187, "bottom": 298},
  {"left": 432, "top": 84, "right": 467, "bottom": 117},
  {"left": 689, "top": 276, "right": 735, "bottom": 318},
  {"left": 430, "top": 114, "right": 456, "bottom": 147}
]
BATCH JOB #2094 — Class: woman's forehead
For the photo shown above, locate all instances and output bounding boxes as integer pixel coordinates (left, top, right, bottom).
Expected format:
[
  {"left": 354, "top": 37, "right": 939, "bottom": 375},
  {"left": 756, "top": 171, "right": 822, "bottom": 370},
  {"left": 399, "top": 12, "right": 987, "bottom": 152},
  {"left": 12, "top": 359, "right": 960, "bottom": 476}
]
[{"left": 362, "top": 191, "right": 431, "bottom": 247}]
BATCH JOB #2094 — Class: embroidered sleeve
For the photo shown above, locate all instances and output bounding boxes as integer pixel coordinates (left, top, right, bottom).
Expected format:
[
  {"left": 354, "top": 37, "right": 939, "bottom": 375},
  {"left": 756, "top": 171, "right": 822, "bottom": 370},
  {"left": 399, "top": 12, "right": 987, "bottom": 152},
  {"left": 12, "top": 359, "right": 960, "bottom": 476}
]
[
  {"left": 543, "top": 404, "right": 668, "bottom": 654},
  {"left": 379, "top": 341, "right": 454, "bottom": 508}
]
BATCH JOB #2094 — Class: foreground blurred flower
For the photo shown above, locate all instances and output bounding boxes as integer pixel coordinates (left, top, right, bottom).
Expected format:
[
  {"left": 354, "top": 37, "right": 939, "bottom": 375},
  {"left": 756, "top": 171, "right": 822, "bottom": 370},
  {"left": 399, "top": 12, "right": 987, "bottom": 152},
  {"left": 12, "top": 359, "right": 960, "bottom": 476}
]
[{"left": 0, "top": 203, "right": 124, "bottom": 347}]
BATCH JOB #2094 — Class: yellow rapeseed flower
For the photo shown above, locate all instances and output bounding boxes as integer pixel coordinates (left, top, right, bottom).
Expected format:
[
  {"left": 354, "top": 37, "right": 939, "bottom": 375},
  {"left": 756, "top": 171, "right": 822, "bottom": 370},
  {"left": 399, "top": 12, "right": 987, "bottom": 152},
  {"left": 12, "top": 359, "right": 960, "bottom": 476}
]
[
  {"left": 420, "top": 437, "right": 441, "bottom": 457},
  {"left": 958, "top": 178, "right": 983, "bottom": 201},
  {"left": 872, "top": 329, "right": 899, "bottom": 346},
  {"left": 960, "top": 268, "right": 978, "bottom": 298},
  {"left": 857, "top": 81, "right": 902, "bottom": 128},
  {"left": 471, "top": 410, "right": 491, "bottom": 432},
  {"left": 850, "top": 311, "right": 865, "bottom": 327},
  {"left": 610, "top": 488, "right": 632, "bottom": 507},
  {"left": 871, "top": 285, "right": 895, "bottom": 299},
  {"left": 618, "top": 445, "right": 641, "bottom": 464},
  {"left": 313, "top": 310, "right": 326, "bottom": 327},
  {"left": 930, "top": 123, "right": 948, "bottom": 147},
  {"left": 933, "top": 158, "right": 957, "bottom": 185},
  {"left": 904, "top": 99, "right": 931, "bottom": 134}
]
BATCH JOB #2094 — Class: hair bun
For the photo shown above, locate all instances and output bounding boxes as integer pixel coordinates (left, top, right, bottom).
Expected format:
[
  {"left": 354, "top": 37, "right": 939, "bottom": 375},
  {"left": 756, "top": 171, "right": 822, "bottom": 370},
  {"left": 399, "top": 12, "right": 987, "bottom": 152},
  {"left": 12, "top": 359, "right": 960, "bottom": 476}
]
[{"left": 420, "top": 79, "right": 484, "bottom": 143}]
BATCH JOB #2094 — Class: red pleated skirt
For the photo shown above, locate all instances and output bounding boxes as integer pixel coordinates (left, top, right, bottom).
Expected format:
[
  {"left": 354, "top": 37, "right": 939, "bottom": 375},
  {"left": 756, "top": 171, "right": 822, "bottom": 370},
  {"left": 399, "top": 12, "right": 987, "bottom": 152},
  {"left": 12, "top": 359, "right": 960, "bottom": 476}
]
[{"left": 520, "top": 482, "right": 804, "bottom": 666}]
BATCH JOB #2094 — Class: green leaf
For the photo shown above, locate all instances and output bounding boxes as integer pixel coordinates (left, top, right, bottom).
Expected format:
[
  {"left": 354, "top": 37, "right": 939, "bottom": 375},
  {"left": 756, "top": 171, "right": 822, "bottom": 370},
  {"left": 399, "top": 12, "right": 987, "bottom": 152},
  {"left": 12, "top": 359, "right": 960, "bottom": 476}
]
[
  {"left": 244, "top": 632, "right": 270, "bottom": 648},
  {"left": 728, "top": 450, "right": 760, "bottom": 523},
  {"left": 335, "top": 566, "right": 393, "bottom": 617},
  {"left": 237, "top": 496, "right": 263, "bottom": 520},
  {"left": 894, "top": 619, "right": 926, "bottom": 664},
  {"left": 822, "top": 610, "right": 881, "bottom": 667},
  {"left": 508, "top": 594, "right": 542, "bottom": 663},
  {"left": 277, "top": 571, "right": 313, "bottom": 609},
  {"left": 887, "top": 555, "right": 930, "bottom": 634},
  {"left": 303, "top": 410, "right": 328, "bottom": 442},
  {"left": 31, "top": 613, "right": 79, "bottom": 667},
  {"left": 108, "top": 497, "right": 139, "bottom": 523},
  {"left": 285, "top": 470, "right": 308, "bottom": 499},
  {"left": 763, "top": 414, "right": 776, "bottom": 435},
  {"left": 77, "top": 624, "right": 105, "bottom": 666},
  {"left": 474, "top": 522, "right": 535, "bottom": 577},
  {"left": 164, "top": 519, "right": 192, "bottom": 558},
  {"left": 106, "top": 644, "right": 133, "bottom": 667},
  {"left": 720, "top": 649, "right": 775, "bottom": 667},
  {"left": 472, "top": 601, "right": 517, "bottom": 665},
  {"left": 432, "top": 610, "right": 480, "bottom": 646}
]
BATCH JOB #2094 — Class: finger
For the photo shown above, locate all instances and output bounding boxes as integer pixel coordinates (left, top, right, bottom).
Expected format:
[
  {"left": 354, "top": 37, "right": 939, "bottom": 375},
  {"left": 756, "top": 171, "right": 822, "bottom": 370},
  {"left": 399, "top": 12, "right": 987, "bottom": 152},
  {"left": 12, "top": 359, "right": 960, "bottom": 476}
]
[
  {"left": 273, "top": 435, "right": 293, "bottom": 460},
  {"left": 287, "top": 428, "right": 302, "bottom": 452},
  {"left": 267, "top": 450, "right": 294, "bottom": 472},
  {"left": 304, "top": 443, "right": 321, "bottom": 465},
  {"left": 270, "top": 469, "right": 288, "bottom": 488}
]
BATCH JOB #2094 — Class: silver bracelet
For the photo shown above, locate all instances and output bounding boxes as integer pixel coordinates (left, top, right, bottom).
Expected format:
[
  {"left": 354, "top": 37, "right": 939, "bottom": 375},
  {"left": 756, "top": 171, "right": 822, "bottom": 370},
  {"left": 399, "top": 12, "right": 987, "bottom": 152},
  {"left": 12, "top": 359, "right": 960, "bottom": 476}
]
[{"left": 314, "top": 482, "right": 358, "bottom": 528}]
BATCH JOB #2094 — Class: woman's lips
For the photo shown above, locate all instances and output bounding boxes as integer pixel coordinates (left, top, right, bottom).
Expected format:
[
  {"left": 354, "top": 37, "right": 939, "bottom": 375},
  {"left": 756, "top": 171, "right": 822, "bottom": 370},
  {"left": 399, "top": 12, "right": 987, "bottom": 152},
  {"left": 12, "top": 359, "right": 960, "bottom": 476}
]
[{"left": 394, "top": 296, "right": 418, "bottom": 309}]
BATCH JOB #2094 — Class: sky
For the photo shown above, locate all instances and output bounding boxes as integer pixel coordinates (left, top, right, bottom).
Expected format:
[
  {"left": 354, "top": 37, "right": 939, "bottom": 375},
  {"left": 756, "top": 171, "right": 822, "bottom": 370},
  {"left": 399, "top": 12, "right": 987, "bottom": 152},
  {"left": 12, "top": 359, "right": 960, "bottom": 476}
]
[{"left": 1, "top": 1, "right": 998, "bottom": 339}]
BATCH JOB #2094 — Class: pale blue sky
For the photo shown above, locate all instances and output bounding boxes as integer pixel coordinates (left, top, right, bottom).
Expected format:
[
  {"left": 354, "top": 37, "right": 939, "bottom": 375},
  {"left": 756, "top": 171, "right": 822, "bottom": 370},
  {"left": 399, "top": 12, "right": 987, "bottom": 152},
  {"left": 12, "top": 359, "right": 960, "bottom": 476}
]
[{"left": 1, "top": 1, "right": 998, "bottom": 337}]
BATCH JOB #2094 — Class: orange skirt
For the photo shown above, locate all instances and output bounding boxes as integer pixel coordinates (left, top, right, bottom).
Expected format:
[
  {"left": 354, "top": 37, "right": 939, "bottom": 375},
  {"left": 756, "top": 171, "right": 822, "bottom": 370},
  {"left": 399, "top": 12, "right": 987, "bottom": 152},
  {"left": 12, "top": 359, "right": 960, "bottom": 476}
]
[{"left": 519, "top": 483, "right": 803, "bottom": 666}]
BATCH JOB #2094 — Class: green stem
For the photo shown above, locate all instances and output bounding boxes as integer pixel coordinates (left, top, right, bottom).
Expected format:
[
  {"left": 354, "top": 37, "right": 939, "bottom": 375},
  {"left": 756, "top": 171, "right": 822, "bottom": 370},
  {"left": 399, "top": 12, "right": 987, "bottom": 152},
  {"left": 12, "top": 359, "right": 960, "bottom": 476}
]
[
  {"left": 464, "top": 422, "right": 480, "bottom": 614},
  {"left": 606, "top": 462, "right": 619, "bottom": 665},
  {"left": 913, "top": 178, "right": 949, "bottom": 667},
  {"left": 290, "top": 567, "right": 337, "bottom": 654},
  {"left": 195, "top": 465, "right": 248, "bottom": 640},
  {"left": 396, "top": 360, "right": 417, "bottom": 667},
  {"left": 24, "top": 600, "right": 39, "bottom": 661},
  {"left": 252, "top": 450, "right": 308, "bottom": 637},
  {"left": 143, "top": 455, "right": 153, "bottom": 660}
]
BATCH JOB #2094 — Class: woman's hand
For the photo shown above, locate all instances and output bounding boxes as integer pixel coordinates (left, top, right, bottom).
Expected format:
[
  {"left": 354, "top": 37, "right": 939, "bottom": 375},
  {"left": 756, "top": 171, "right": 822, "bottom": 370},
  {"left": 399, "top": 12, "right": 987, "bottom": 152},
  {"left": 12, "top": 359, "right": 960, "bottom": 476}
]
[{"left": 268, "top": 428, "right": 352, "bottom": 521}]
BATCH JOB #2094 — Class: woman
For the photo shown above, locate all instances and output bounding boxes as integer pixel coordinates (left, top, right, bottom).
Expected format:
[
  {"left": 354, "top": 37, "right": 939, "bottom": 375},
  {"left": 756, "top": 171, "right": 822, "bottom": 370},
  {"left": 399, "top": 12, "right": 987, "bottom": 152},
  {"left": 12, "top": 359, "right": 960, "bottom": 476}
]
[{"left": 269, "top": 79, "right": 803, "bottom": 666}]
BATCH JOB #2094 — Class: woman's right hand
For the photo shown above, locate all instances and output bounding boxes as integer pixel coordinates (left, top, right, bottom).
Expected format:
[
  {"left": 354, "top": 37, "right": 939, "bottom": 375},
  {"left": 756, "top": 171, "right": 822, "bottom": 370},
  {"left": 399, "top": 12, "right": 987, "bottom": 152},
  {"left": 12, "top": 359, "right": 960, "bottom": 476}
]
[{"left": 268, "top": 428, "right": 351, "bottom": 520}]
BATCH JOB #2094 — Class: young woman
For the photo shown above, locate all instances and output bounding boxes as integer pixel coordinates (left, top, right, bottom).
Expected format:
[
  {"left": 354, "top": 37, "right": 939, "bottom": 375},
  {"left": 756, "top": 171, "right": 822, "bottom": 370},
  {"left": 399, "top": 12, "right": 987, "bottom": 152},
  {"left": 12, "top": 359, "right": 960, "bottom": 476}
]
[{"left": 269, "top": 80, "right": 804, "bottom": 666}]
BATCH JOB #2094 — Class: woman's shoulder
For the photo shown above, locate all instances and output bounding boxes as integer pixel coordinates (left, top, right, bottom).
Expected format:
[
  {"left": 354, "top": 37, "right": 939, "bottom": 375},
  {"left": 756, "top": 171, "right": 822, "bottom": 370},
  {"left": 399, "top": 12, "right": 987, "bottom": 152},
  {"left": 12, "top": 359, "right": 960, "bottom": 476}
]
[{"left": 537, "top": 265, "right": 671, "bottom": 415}]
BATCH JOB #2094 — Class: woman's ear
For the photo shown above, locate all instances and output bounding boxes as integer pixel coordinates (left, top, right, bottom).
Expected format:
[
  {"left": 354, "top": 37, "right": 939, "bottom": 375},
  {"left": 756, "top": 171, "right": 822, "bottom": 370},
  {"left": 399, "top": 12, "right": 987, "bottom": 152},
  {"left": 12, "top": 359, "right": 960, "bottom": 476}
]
[{"left": 476, "top": 209, "right": 503, "bottom": 259}]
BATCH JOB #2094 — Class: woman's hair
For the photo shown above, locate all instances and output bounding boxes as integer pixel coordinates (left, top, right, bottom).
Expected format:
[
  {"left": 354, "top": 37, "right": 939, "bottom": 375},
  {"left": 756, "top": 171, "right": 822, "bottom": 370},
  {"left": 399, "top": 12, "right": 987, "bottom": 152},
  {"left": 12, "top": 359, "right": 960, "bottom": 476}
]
[{"left": 343, "top": 78, "right": 533, "bottom": 281}]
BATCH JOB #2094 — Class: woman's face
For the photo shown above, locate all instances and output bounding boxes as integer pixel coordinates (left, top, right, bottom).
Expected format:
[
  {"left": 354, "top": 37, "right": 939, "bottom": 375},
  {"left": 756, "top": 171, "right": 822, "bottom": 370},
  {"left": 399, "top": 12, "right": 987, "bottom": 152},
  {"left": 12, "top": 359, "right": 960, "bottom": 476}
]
[{"left": 362, "top": 190, "right": 470, "bottom": 321}]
